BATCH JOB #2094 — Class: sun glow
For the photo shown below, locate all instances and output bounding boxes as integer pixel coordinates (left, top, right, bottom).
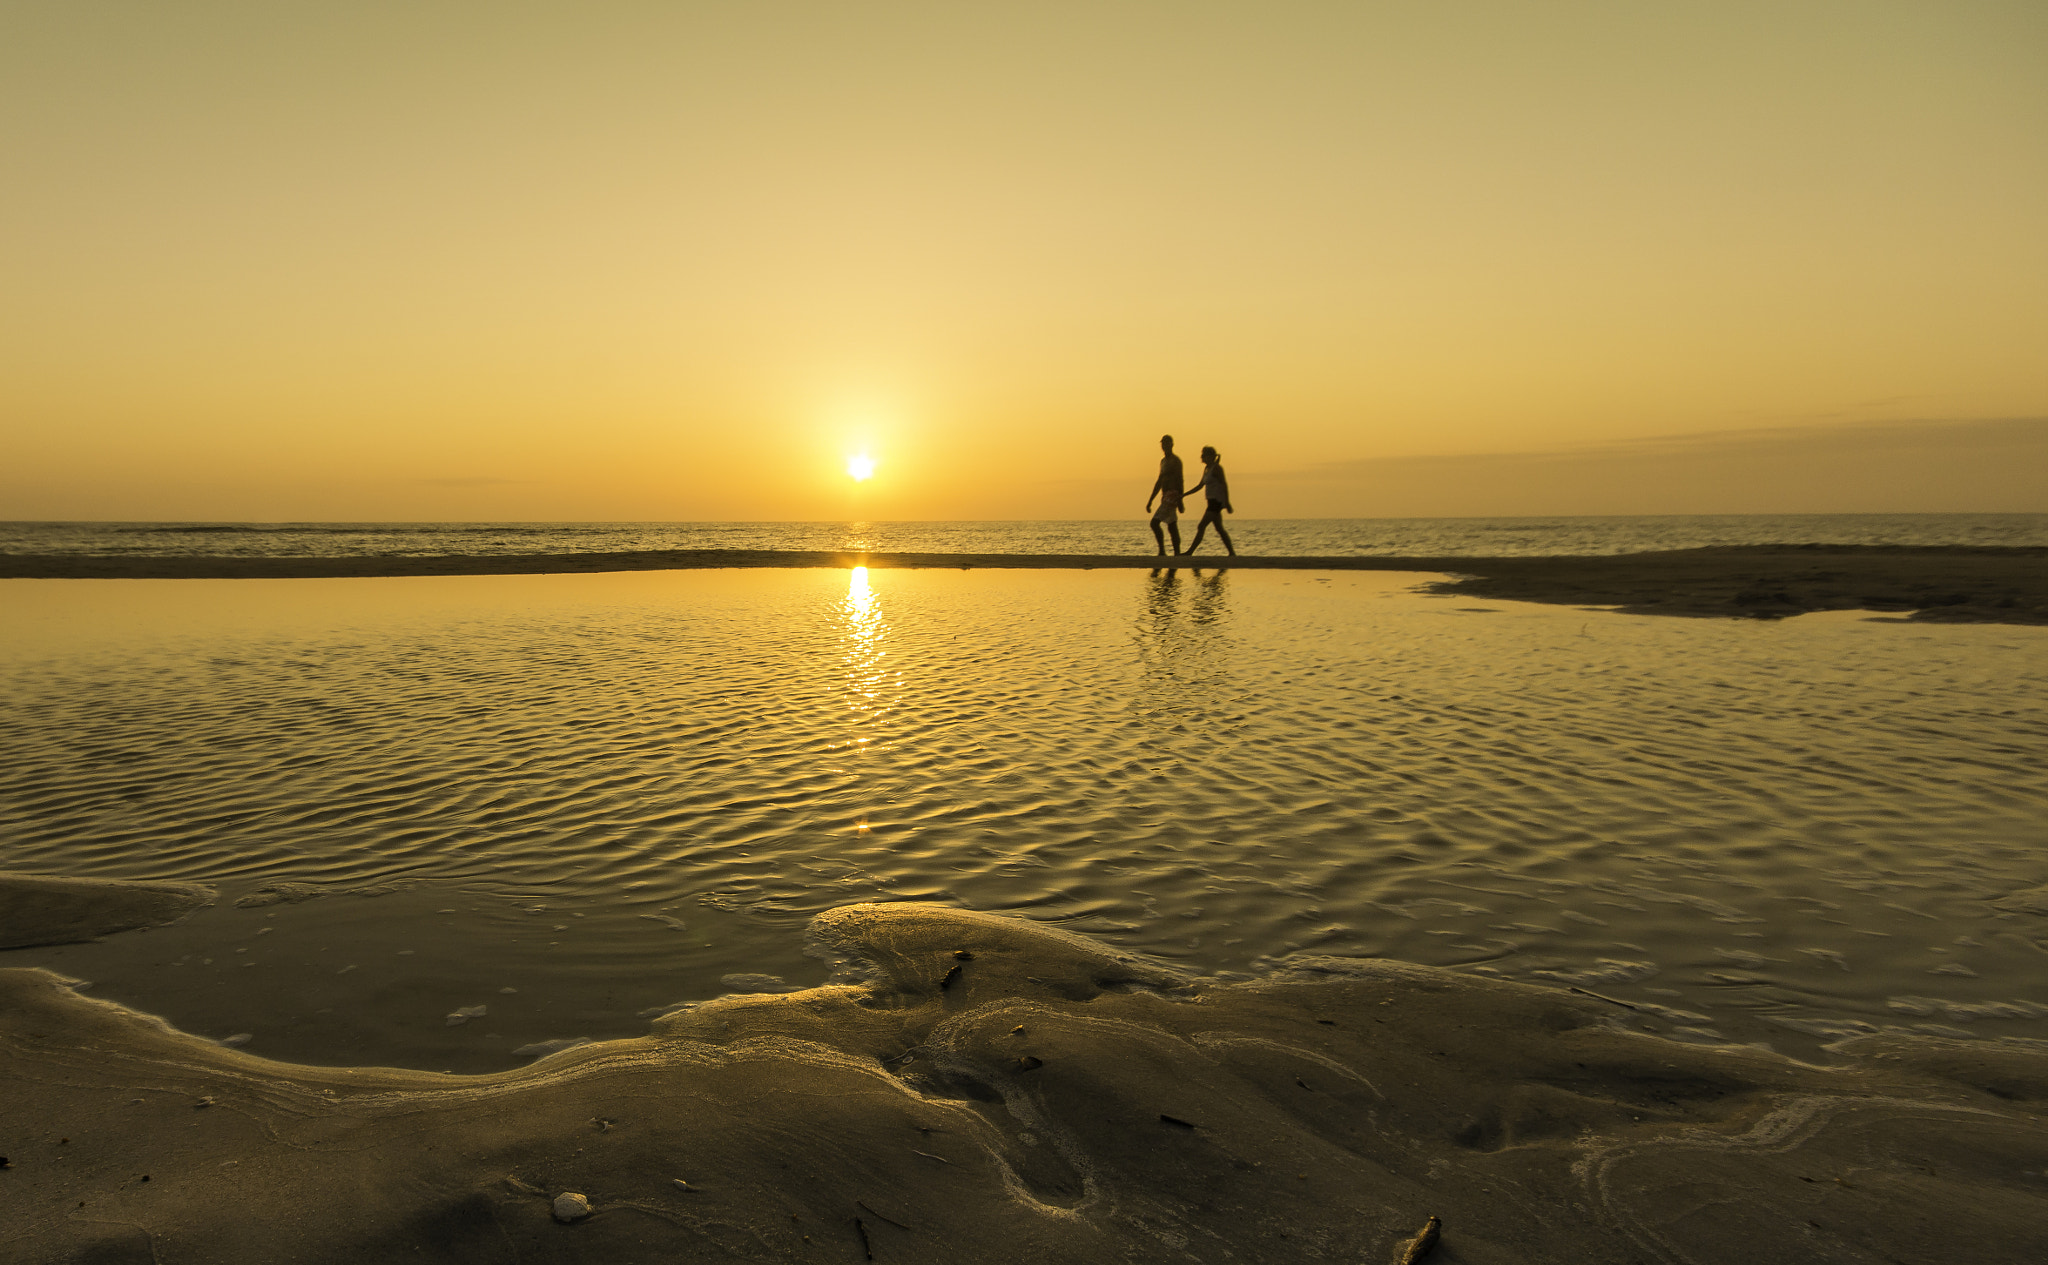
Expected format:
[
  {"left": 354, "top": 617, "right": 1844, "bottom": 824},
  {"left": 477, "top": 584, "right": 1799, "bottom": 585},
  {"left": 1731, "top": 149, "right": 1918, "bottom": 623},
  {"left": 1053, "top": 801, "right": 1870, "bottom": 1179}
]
[{"left": 846, "top": 454, "right": 876, "bottom": 482}]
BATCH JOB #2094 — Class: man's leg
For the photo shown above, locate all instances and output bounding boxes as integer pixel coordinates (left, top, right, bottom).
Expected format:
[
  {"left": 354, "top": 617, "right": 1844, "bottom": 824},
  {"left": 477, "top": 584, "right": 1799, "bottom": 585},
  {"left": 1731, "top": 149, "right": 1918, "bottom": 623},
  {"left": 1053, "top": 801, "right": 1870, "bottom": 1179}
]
[{"left": 1151, "top": 506, "right": 1183, "bottom": 555}]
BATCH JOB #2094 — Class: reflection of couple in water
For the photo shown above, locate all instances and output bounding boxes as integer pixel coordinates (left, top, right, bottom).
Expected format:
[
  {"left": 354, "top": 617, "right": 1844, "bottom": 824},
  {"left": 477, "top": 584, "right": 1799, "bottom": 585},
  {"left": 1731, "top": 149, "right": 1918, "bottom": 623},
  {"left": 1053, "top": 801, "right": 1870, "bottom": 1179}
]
[{"left": 1144, "top": 434, "right": 1235, "bottom": 558}]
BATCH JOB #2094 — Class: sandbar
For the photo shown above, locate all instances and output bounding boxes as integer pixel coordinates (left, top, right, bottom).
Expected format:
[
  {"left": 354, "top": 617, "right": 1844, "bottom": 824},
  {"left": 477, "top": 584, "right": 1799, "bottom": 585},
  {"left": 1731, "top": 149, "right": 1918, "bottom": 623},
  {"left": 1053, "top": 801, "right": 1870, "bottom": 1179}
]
[{"left": 3, "top": 544, "right": 2043, "bottom": 623}]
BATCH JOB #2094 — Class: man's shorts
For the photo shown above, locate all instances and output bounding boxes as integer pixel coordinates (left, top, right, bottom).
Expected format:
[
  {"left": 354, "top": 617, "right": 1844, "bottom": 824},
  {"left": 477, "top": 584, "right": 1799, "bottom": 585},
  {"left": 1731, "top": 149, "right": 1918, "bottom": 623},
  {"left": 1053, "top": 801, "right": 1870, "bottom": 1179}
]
[{"left": 1150, "top": 499, "right": 1181, "bottom": 525}]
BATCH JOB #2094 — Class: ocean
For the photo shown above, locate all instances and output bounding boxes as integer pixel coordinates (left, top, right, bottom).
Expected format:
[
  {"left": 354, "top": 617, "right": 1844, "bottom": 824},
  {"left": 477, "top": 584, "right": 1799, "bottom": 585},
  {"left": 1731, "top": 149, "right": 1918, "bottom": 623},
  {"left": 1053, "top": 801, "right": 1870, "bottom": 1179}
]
[{"left": 4, "top": 512, "right": 2046, "bottom": 560}]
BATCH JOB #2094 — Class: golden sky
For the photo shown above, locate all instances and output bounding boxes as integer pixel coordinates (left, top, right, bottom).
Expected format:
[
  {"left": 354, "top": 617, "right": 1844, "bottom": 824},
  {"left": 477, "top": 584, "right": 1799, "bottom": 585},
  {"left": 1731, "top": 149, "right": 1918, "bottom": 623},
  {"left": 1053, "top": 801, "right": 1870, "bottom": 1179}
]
[{"left": 4, "top": 1, "right": 2044, "bottom": 520}]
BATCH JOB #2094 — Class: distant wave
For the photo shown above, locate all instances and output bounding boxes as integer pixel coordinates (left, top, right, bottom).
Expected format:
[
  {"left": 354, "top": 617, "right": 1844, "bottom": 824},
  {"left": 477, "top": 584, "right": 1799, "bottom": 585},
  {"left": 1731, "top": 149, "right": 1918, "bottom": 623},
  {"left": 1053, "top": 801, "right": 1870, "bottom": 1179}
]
[
  {"left": 114, "top": 525, "right": 265, "bottom": 534},
  {"left": 112, "top": 524, "right": 622, "bottom": 537}
]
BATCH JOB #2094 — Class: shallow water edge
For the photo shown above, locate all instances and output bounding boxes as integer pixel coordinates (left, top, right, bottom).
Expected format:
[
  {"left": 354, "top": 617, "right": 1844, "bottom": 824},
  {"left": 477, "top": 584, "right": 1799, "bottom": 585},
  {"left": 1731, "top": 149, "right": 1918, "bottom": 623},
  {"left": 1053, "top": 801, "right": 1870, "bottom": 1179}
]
[{"left": 6, "top": 568, "right": 2044, "bottom": 1071}]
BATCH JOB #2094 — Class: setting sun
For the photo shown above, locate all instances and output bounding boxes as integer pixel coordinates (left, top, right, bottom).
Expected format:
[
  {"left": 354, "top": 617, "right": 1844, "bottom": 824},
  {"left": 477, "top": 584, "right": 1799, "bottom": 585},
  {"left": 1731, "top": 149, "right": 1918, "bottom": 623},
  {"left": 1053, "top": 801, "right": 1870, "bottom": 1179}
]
[{"left": 846, "top": 454, "right": 876, "bottom": 482}]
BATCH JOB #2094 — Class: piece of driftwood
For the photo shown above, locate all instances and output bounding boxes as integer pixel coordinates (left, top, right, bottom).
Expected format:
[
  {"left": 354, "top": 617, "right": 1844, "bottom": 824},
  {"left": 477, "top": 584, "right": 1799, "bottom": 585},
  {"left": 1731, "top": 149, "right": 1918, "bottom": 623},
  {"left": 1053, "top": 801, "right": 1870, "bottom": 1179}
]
[
  {"left": 1393, "top": 1214, "right": 1441, "bottom": 1264},
  {"left": 1568, "top": 985, "right": 1639, "bottom": 1011},
  {"left": 855, "top": 1200, "right": 911, "bottom": 1231}
]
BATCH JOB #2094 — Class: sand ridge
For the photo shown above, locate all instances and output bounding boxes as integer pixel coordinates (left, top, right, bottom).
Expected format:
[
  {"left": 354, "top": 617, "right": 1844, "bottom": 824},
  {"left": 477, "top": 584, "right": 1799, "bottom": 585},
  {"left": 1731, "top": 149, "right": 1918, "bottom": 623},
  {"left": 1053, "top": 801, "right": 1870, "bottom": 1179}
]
[
  {"left": 3, "top": 544, "right": 2042, "bottom": 623},
  {"left": 0, "top": 873, "right": 216, "bottom": 951},
  {"left": 3, "top": 893, "right": 2045, "bottom": 1263}
]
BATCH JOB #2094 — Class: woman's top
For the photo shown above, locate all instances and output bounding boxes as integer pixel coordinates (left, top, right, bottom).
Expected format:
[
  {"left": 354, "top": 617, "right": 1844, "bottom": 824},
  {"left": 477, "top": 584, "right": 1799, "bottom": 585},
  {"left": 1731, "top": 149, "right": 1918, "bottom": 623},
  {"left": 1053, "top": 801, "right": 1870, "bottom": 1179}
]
[{"left": 1192, "top": 463, "right": 1229, "bottom": 507}]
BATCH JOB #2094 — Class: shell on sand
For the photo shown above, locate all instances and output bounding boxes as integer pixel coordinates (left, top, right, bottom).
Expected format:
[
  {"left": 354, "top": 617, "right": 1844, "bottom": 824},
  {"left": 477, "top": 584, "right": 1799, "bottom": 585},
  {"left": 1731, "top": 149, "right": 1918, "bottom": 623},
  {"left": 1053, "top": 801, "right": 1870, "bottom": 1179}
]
[{"left": 551, "top": 1192, "right": 591, "bottom": 1222}]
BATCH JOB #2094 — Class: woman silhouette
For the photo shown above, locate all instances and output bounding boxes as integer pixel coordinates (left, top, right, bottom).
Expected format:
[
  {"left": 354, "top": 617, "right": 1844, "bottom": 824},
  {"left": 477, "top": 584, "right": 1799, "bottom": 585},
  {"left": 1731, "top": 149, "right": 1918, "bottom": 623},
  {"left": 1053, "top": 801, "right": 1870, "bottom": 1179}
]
[{"left": 1183, "top": 446, "right": 1235, "bottom": 556}]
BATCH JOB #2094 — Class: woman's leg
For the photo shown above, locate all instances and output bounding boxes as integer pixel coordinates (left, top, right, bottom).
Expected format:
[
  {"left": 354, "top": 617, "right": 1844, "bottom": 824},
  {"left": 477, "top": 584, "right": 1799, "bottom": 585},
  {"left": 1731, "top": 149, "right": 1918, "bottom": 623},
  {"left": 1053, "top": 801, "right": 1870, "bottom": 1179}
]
[{"left": 1212, "top": 507, "right": 1234, "bottom": 556}]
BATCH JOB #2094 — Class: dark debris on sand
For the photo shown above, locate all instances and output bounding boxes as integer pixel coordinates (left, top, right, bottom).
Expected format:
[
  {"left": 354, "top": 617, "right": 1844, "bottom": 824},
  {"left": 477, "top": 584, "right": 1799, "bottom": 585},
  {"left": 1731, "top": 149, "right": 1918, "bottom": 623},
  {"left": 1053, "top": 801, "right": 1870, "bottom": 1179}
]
[{"left": 1419, "top": 544, "right": 2048, "bottom": 624}]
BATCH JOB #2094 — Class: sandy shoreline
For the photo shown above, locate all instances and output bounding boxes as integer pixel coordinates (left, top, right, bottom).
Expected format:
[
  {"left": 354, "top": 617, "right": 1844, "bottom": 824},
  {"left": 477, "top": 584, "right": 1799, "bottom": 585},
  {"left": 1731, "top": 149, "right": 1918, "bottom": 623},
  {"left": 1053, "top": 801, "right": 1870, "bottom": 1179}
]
[
  {"left": 3, "top": 543, "right": 2044, "bottom": 623},
  {"left": 5, "top": 883, "right": 2046, "bottom": 1263}
]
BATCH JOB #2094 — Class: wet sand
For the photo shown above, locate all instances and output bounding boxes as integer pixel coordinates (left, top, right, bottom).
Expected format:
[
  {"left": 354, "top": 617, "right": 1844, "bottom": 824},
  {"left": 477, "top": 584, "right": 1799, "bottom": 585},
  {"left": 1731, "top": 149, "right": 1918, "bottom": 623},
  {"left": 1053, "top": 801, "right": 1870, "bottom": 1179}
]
[
  {"left": 4, "top": 544, "right": 2042, "bottom": 623},
  {"left": 5, "top": 885, "right": 2045, "bottom": 1264}
]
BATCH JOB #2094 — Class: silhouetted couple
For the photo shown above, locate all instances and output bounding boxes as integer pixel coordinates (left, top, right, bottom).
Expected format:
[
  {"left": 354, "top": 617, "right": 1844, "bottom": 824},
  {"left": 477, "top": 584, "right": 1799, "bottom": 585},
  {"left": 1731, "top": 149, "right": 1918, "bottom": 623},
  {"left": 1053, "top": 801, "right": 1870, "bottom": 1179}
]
[{"left": 1145, "top": 434, "right": 1234, "bottom": 557}]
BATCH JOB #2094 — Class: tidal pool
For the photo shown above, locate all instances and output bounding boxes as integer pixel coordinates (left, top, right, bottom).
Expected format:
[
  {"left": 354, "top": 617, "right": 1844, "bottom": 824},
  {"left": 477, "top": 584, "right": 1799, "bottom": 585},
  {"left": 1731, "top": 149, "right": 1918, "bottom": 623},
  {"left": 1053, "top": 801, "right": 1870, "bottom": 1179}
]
[{"left": 3, "top": 567, "right": 2043, "bottom": 1071}]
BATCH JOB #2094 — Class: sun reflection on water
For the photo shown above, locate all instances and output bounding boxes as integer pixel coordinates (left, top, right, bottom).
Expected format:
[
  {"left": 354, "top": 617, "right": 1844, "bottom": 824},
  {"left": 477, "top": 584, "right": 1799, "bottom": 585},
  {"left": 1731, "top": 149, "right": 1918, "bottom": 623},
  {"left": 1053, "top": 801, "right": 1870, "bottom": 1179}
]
[
  {"left": 841, "top": 564, "right": 888, "bottom": 750},
  {"left": 840, "top": 565, "right": 891, "bottom": 833},
  {"left": 847, "top": 564, "right": 872, "bottom": 614}
]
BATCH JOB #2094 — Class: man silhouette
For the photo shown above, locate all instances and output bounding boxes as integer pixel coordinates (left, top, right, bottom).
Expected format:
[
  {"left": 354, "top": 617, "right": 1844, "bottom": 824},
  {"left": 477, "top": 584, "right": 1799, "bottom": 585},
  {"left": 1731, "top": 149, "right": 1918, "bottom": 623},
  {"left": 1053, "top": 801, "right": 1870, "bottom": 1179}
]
[{"left": 1145, "top": 434, "right": 1185, "bottom": 556}]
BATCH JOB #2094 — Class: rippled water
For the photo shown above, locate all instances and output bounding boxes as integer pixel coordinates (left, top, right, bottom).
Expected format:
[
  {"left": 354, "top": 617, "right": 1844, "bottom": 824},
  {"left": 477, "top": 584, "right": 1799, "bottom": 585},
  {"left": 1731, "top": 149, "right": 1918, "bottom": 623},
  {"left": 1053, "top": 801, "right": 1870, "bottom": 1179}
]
[
  {"left": 6, "top": 512, "right": 2046, "bottom": 559},
  {"left": 4, "top": 569, "right": 2045, "bottom": 1071}
]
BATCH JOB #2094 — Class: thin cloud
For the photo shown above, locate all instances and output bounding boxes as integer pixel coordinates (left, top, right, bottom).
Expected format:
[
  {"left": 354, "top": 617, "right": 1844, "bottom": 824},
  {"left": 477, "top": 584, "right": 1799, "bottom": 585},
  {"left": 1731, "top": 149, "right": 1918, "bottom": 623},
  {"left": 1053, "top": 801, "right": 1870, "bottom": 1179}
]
[
  {"left": 1251, "top": 417, "right": 2048, "bottom": 516},
  {"left": 1272, "top": 417, "right": 2048, "bottom": 479}
]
